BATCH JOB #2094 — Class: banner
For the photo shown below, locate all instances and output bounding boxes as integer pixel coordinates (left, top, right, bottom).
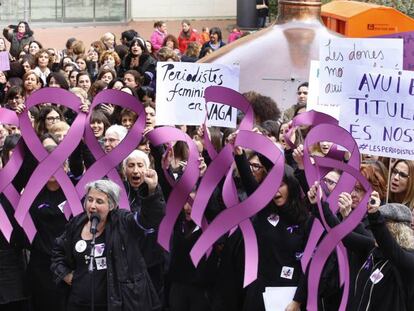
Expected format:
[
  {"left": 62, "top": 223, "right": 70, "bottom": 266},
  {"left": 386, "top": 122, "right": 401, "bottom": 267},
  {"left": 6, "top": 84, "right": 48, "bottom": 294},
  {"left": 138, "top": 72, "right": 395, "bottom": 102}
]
[
  {"left": 156, "top": 62, "right": 239, "bottom": 127},
  {"left": 315, "top": 38, "right": 403, "bottom": 118},
  {"left": 339, "top": 65, "right": 414, "bottom": 160}
]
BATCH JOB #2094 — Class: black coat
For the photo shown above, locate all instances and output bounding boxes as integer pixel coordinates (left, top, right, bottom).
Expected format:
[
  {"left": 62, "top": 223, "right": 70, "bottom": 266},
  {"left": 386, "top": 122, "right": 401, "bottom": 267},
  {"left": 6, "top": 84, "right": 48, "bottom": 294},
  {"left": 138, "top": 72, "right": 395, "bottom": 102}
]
[
  {"left": 51, "top": 189, "right": 165, "bottom": 311},
  {"left": 349, "top": 211, "right": 414, "bottom": 311}
]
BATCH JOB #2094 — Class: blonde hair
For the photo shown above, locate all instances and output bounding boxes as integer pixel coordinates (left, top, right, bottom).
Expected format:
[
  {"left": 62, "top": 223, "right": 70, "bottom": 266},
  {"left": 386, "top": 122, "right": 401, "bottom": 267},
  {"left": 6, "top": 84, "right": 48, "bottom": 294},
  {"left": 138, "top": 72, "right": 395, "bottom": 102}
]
[
  {"left": 49, "top": 121, "right": 69, "bottom": 133},
  {"left": 386, "top": 221, "right": 414, "bottom": 250}
]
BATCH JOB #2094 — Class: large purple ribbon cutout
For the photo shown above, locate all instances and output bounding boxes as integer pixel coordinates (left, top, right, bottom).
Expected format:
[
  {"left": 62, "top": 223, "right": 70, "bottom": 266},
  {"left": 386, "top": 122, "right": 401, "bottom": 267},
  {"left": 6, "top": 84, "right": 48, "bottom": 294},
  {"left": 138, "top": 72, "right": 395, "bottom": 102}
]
[
  {"left": 190, "top": 86, "right": 285, "bottom": 287},
  {"left": 297, "top": 115, "right": 372, "bottom": 311},
  {"left": 146, "top": 127, "right": 200, "bottom": 251},
  {"left": 0, "top": 108, "right": 31, "bottom": 241},
  {"left": 70, "top": 89, "right": 146, "bottom": 214},
  {"left": 15, "top": 88, "right": 86, "bottom": 241}
]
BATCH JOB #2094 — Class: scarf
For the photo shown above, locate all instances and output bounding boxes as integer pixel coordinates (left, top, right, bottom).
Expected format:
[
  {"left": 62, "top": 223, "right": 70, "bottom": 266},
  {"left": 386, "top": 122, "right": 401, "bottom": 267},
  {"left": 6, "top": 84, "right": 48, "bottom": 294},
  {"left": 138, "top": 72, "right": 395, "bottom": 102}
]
[{"left": 16, "top": 32, "right": 25, "bottom": 41}]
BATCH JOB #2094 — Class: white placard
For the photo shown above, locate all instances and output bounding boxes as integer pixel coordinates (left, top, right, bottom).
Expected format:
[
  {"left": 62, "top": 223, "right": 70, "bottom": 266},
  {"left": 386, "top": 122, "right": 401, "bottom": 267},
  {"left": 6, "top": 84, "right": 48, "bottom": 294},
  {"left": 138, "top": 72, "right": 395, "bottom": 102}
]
[
  {"left": 307, "top": 60, "right": 320, "bottom": 111},
  {"left": 156, "top": 62, "right": 239, "bottom": 127},
  {"left": 339, "top": 65, "right": 414, "bottom": 160},
  {"left": 317, "top": 38, "right": 403, "bottom": 118},
  {"left": 263, "top": 287, "right": 297, "bottom": 311}
]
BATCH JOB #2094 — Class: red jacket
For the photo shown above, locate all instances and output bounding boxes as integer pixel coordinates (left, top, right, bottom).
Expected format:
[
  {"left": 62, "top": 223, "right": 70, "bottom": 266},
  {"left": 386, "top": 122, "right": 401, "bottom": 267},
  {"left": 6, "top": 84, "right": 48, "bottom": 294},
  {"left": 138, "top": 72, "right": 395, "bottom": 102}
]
[{"left": 178, "top": 29, "right": 199, "bottom": 54}]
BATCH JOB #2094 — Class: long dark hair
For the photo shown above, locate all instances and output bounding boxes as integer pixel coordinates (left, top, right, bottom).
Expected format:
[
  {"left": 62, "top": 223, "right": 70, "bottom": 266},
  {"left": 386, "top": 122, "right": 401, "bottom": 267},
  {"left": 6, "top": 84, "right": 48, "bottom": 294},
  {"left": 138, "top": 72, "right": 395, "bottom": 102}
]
[{"left": 15, "top": 21, "right": 34, "bottom": 36}]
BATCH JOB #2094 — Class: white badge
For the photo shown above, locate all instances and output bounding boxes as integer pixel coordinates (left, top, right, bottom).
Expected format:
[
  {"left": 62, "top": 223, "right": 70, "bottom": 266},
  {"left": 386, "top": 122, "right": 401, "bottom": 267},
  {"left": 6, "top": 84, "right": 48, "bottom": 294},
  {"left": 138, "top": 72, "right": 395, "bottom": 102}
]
[
  {"left": 57, "top": 201, "right": 66, "bottom": 213},
  {"left": 370, "top": 268, "right": 384, "bottom": 284},
  {"left": 281, "top": 266, "right": 294, "bottom": 280},
  {"left": 94, "top": 243, "right": 105, "bottom": 257},
  {"left": 267, "top": 214, "right": 279, "bottom": 227},
  {"left": 75, "top": 240, "right": 87, "bottom": 253},
  {"left": 95, "top": 257, "right": 107, "bottom": 270}
]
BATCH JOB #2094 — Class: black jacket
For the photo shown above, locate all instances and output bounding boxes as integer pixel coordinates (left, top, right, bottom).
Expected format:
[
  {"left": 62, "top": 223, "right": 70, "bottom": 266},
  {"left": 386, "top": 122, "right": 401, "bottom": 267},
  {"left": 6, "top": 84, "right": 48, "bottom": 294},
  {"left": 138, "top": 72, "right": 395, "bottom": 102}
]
[
  {"left": 51, "top": 188, "right": 165, "bottom": 311},
  {"left": 350, "top": 211, "right": 414, "bottom": 311}
]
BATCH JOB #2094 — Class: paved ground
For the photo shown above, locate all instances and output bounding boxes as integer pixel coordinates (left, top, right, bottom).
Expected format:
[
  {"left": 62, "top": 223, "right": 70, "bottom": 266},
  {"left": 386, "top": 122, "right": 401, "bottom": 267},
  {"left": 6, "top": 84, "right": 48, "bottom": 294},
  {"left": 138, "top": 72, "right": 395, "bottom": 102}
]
[{"left": 29, "top": 19, "right": 237, "bottom": 50}]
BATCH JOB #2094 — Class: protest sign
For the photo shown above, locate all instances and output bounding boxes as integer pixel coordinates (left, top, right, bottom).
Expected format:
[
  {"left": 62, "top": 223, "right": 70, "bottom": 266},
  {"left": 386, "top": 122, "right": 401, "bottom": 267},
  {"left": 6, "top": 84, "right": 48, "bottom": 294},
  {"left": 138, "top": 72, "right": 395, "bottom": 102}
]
[
  {"left": 339, "top": 65, "right": 414, "bottom": 160},
  {"left": 376, "top": 31, "right": 414, "bottom": 71},
  {"left": 0, "top": 52, "right": 10, "bottom": 71},
  {"left": 307, "top": 60, "right": 320, "bottom": 110},
  {"left": 316, "top": 38, "right": 403, "bottom": 118},
  {"left": 156, "top": 62, "right": 239, "bottom": 127}
]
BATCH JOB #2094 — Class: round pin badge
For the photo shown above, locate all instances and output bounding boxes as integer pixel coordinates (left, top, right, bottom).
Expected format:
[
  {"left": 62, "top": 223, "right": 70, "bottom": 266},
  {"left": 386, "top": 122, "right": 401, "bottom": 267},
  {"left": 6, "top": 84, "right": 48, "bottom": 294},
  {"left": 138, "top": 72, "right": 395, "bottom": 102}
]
[{"left": 75, "top": 240, "right": 87, "bottom": 253}]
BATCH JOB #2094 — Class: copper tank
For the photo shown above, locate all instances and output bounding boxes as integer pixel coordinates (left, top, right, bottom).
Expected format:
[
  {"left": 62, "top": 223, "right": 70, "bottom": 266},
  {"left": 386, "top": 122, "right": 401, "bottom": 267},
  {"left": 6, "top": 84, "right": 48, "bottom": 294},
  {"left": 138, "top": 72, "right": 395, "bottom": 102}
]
[{"left": 199, "top": 0, "right": 340, "bottom": 111}]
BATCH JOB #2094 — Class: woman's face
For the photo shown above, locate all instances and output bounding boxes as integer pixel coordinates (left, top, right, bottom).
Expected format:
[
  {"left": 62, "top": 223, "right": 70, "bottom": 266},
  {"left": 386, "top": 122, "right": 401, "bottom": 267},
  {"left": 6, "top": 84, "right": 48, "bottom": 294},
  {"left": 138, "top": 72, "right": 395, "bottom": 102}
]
[
  {"left": 85, "top": 188, "right": 112, "bottom": 223},
  {"left": 210, "top": 32, "right": 219, "bottom": 44},
  {"left": 249, "top": 155, "right": 265, "bottom": 183},
  {"left": 0, "top": 39, "right": 6, "bottom": 51},
  {"left": 322, "top": 171, "right": 340, "bottom": 194},
  {"left": 22, "top": 61, "right": 32, "bottom": 73},
  {"left": 123, "top": 73, "right": 137, "bottom": 89},
  {"left": 90, "top": 120, "right": 105, "bottom": 138},
  {"left": 69, "top": 71, "right": 79, "bottom": 87},
  {"left": 351, "top": 182, "right": 366, "bottom": 209},
  {"left": 7, "top": 93, "right": 24, "bottom": 110},
  {"left": 159, "top": 23, "right": 167, "bottom": 33},
  {"left": 87, "top": 47, "right": 99, "bottom": 61},
  {"left": 104, "top": 34, "right": 115, "bottom": 49},
  {"left": 278, "top": 123, "right": 295, "bottom": 150},
  {"left": 17, "top": 23, "right": 26, "bottom": 34},
  {"left": 24, "top": 73, "right": 39, "bottom": 92},
  {"left": 145, "top": 41, "right": 152, "bottom": 53},
  {"left": 77, "top": 74, "right": 91, "bottom": 92},
  {"left": 76, "top": 59, "right": 87, "bottom": 71},
  {"left": 274, "top": 182, "right": 288, "bottom": 207},
  {"left": 48, "top": 77, "right": 61, "bottom": 88},
  {"left": 166, "top": 40, "right": 174, "bottom": 49},
  {"left": 45, "top": 109, "right": 61, "bottom": 131},
  {"left": 131, "top": 42, "right": 142, "bottom": 56},
  {"left": 145, "top": 106, "right": 156, "bottom": 128},
  {"left": 390, "top": 161, "right": 409, "bottom": 195},
  {"left": 121, "top": 115, "right": 134, "bottom": 129},
  {"left": 319, "top": 141, "right": 333, "bottom": 155},
  {"left": 124, "top": 156, "right": 147, "bottom": 189},
  {"left": 182, "top": 23, "right": 190, "bottom": 32},
  {"left": 29, "top": 43, "right": 40, "bottom": 56},
  {"left": 100, "top": 72, "right": 113, "bottom": 84},
  {"left": 138, "top": 141, "right": 151, "bottom": 155},
  {"left": 37, "top": 52, "right": 49, "bottom": 68}
]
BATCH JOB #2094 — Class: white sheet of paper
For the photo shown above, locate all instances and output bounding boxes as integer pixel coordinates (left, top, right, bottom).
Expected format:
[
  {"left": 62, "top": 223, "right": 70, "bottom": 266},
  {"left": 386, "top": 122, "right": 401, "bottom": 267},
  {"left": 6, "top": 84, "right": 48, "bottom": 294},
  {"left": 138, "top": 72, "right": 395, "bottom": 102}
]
[{"left": 262, "top": 286, "right": 297, "bottom": 311}]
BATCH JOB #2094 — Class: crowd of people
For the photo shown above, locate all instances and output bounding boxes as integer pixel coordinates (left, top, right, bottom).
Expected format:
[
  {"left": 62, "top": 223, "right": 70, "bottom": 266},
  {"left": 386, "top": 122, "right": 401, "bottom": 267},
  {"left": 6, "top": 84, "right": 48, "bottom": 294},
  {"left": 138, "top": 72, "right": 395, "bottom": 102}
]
[{"left": 0, "top": 19, "right": 414, "bottom": 311}]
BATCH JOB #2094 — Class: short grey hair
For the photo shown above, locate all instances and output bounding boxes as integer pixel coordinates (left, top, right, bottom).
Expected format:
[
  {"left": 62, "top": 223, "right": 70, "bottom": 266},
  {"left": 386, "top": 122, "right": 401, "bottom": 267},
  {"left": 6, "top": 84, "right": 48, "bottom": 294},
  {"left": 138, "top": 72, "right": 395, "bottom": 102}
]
[
  {"left": 85, "top": 179, "right": 121, "bottom": 210},
  {"left": 123, "top": 149, "right": 150, "bottom": 171},
  {"left": 105, "top": 124, "right": 128, "bottom": 141}
]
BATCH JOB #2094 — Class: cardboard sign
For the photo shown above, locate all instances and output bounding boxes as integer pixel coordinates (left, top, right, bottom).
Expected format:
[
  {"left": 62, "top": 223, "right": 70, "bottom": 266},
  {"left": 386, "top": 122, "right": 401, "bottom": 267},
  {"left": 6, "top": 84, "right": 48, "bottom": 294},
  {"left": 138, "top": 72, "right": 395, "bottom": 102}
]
[
  {"left": 376, "top": 31, "right": 414, "bottom": 71},
  {"left": 316, "top": 38, "right": 403, "bottom": 118},
  {"left": 156, "top": 62, "right": 239, "bottom": 127},
  {"left": 0, "top": 52, "right": 10, "bottom": 71},
  {"left": 339, "top": 65, "right": 414, "bottom": 160}
]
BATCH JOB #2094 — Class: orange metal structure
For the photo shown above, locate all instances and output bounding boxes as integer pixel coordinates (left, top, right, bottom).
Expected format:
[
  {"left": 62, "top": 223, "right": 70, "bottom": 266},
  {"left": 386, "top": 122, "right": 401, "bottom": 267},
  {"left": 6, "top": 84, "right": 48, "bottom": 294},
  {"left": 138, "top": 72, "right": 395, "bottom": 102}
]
[{"left": 321, "top": 0, "right": 414, "bottom": 37}]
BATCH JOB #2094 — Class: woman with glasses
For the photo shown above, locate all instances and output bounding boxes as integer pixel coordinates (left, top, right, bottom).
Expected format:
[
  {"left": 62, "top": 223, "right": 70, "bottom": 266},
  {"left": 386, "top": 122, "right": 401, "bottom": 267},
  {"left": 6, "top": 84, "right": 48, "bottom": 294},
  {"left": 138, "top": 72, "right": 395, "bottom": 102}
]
[
  {"left": 389, "top": 160, "right": 414, "bottom": 210},
  {"left": 35, "top": 106, "right": 63, "bottom": 137}
]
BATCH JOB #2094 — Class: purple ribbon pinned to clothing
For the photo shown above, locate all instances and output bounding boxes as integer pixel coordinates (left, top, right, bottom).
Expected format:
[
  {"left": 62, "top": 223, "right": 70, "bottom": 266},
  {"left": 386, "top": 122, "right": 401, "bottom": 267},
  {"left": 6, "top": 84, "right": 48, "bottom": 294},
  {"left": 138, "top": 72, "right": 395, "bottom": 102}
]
[
  {"left": 300, "top": 121, "right": 372, "bottom": 311},
  {"left": 146, "top": 127, "right": 200, "bottom": 251},
  {"left": 15, "top": 88, "right": 86, "bottom": 241},
  {"left": 190, "top": 86, "right": 285, "bottom": 287},
  {"left": 71, "top": 89, "right": 146, "bottom": 214},
  {"left": 0, "top": 108, "right": 31, "bottom": 241}
]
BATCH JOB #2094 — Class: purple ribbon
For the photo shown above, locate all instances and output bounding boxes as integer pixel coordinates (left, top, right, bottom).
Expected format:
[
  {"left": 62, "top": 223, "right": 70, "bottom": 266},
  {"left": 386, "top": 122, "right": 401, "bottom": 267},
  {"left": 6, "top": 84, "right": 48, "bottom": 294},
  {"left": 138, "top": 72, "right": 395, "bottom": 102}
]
[
  {"left": 190, "top": 86, "right": 285, "bottom": 287},
  {"left": 71, "top": 89, "right": 145, "bottom": 215},
  {"left": 0, "top": 108, "right": 31, "bottom": 241},
  {"left": 15, "top": 88, "right": 86, "bottom": 241},
  {"left": 146, "top": 127, "right": 200, "bottom": 251},
  {"left": 300, "top": 121, "right": 372, "bottom": 311}
]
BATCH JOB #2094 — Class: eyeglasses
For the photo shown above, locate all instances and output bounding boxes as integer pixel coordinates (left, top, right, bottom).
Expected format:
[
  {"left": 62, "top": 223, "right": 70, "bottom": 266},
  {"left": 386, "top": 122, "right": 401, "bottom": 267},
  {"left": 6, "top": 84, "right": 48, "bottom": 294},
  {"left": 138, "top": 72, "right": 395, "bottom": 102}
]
[
  {"left": 322, "top": 177, "right": 337, "bottom": 187},
  {"left": 392, "top": 169, "right": 409, "bottom": 179},
  {"left": 103, "top": 137, "right": 119, "bottom": 144},
  {"left": 249, "top": 162, "right": 263, "bottom": 172},
  {"left": 46, "top": 116, "right": 61, "bottom": 122},
  {"left": 297, "top": 91, "right": 308, "bottom": 95}
]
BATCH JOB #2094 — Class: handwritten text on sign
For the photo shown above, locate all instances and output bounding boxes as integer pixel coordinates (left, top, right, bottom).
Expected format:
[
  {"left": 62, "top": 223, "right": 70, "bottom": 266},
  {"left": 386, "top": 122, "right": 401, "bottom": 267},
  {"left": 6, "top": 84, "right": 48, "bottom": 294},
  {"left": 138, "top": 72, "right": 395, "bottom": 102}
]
[
  {"left": 156, "top": 62, "right": 239, "bottom": 127},
  {"left": 317, "top": 38, "right": 403, "bottom": 119},
  {"left": 339, "top": 65, "right": 414, "bottom": 161}
]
